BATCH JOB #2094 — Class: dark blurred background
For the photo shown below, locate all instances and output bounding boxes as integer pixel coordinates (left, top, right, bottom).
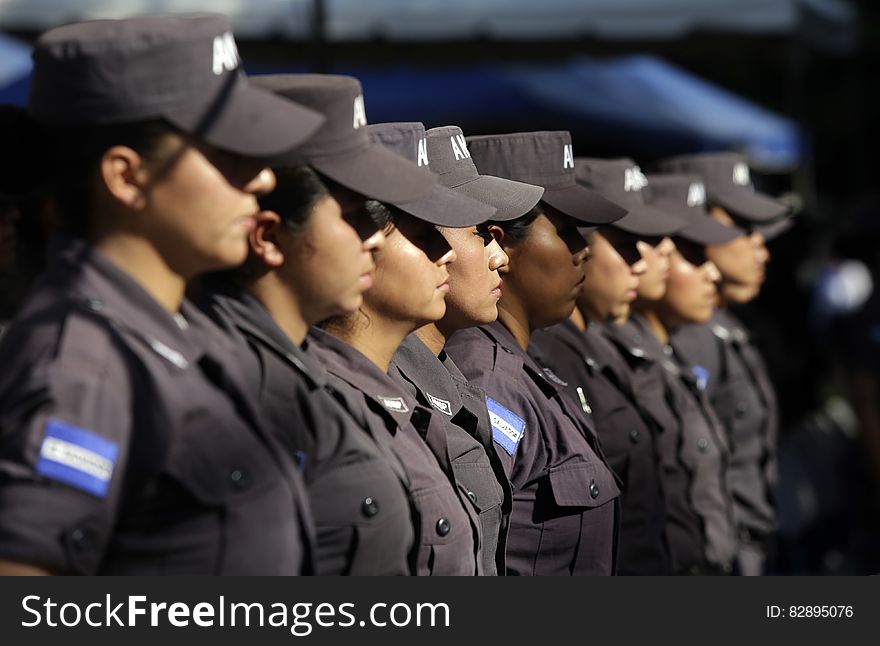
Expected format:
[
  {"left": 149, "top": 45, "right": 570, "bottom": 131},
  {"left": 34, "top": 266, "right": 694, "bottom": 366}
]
[{"left": 1, "top": 0, "right": 877, "bottom": 574}]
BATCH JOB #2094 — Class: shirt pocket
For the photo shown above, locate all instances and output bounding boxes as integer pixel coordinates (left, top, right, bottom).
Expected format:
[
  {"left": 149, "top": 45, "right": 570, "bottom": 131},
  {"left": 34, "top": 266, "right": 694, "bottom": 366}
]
[
  {"left": 410, "top": 483, "right": 476, "bottom": 576},
  {"left": 311, "top": 460, "right": 413, "bottom": 575},
  {"left": 548, "top": 460, "right": 618, "bottom": 509}
]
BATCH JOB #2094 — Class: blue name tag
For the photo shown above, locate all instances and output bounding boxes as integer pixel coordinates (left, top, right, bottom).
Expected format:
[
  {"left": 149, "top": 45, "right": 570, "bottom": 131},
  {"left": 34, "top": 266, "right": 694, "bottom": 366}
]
[
  {"left": 691, "top": 365, "right": 709, "bottom": 392},
  {"left": 35, "top": 419, "right": 119, "bottom": 498},
  {"left": 487, "top": 397, "right": 525, "bottom": 456}
]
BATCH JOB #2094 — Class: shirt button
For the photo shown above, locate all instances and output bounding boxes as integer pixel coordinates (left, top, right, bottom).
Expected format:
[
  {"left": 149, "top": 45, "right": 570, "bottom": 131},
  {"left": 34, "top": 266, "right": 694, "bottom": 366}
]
[
  {"left": 589, "top": 479, "right": 600, "bottom": 499},
  {"left": 229, "top": 468, "right": 250, "bottom": 490},
  {"left": 361, "top": 497, "right": 379, "bottom": 518},
  {"left": 436, "top": 517, "right": 451, "bottom": 536},
  {"left": 629, "top": 429, "right": 641, "bottom": 443},
  {"left": 467, "top": 491, "right": 477, "bottom": 504},
  {"left": 697, "top": 438, "right": 709, "bottom": 452},
  {"left": 734, "top": 401, "right": 748, "bottom": 418}
]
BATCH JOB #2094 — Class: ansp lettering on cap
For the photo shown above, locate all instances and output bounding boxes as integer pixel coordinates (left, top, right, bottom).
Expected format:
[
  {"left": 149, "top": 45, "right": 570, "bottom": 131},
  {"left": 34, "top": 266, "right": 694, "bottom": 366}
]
[
  {"left": 352, "top": 95, "right": 367, "bottom": 130},
  {"left": 563, "top": 143, "right": 574, "bottom": 169},
  {"left": 687, "top": 182, "right": 707, "bottom": 207},
  {"left": 624, "top": 165, "right": 648, "bottom": 193},
  {"left": 450, "top": 134, "right": 471, "bottom": 161},
  {"left": 732, "top": 162, "right": 751, "bottom": 186},
  {"left": 211, "top": 31, "right": 240, "bottom": 75},
  {"left": 416, "top": 137, "right": 429, "bottom": 167},
  {"left": 486, "top": 397, "right": 525, "bottom": 456}
]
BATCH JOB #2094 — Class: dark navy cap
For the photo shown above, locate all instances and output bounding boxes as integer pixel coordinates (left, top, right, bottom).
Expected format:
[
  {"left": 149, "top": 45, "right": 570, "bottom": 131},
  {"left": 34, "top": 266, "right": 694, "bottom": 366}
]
[
  {"left": 251, "top": 74, "right": 434, "bottom": 204},
  {"left": 656, "top": 152, "right": 790, "bottom": 223},
  {"left": 425, "top": 125, "right": 543, "bottom": 222},
  {"left": 644, "top": 174, "right": 742, "bottom": 245},
  {"left": 464, "top": 131, "right": 626, "bottom": 226},
  {"left": 574, "top": 158, "right": 685, "bottom": 236},
  {"left": 28, "top": 15, "right": 324, "bottom": 158},
  {"left": 367, "top": 122, "right": 495, "bottom": 227}
]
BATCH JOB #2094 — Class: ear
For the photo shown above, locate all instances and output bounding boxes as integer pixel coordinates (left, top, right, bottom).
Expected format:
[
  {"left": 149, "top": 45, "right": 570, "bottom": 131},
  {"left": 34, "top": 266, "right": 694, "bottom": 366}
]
[
  {"left": 99, "top": 145, "right": 149, "bottom": 210},
  {"left": 249, "top": 210, "right": 287, "bottom": 268}
]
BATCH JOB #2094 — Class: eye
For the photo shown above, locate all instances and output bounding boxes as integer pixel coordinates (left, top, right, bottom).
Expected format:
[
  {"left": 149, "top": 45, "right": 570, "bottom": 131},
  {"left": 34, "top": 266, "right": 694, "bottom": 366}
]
[{"left": 473, "top": 225, "right": 493, "bottom": 246}]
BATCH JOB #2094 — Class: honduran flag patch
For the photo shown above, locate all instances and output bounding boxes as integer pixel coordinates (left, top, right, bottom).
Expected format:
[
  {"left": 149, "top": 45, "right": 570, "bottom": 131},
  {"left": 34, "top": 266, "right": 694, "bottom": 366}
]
[
  {"left": 35, "top": 419, "right": 119, "bottom": 498},
  {"left": 486, "top": 397, "right": 525, "bottom": 456}
]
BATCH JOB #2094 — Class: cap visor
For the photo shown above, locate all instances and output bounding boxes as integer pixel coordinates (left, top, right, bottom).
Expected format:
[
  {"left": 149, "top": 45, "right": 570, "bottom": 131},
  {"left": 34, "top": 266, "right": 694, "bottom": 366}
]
[
  {"left": 678, "top": 215, "right": 743, "bottom": 245},
  {"left": 758, "top": 216, "right": 794, "bottom": 241},
  {"left": 166, "top": 76, "right": 325, "bottom": 158},
  {"left": 394, "top": 184, "right": 496, "bottom": 227},
  {"left": 310, "top": 143, "right": 435, "bottom": 204},
  {"left": 541, "top": 184, "right": 627, "bottom": 225},
  {"left": 712, "top": 188, "right": 789, "bottom": 223},
  {"left": 612, "top": 204, "right": 685, "bottom": 237},
  {"left": 454, "top": 175, "right": 544, "bottom": 222}
]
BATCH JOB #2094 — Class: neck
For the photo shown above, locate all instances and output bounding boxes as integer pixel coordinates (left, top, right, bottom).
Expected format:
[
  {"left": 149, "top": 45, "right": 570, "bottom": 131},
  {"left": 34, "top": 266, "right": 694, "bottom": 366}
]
[
  {"left": 639, "top": 306, "right": 669, "bottom": 345},
  {"left": 570, "top": 305, "right": 587, "bottom": 331},
  {"left": 95, "top": 234, "right": 186, "bottom": 313},
  {"left": 248, "top": 272, "right": 309, "bottom": 345},
  {"left": 497, "top": 300, "right": 531, "bottom": 350},
  {"left": 416, "top": 323, "right": 447, "bottom": 357},
  {"left": 335, "top": 310, "right": 412, "bottom": 372}
]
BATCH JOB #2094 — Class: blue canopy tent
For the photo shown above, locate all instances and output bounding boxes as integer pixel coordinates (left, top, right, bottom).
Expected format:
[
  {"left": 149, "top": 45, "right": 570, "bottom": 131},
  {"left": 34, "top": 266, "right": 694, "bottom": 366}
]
[
  {"left": 335, "top": 56, "right": 804, "bottom": 171},
  {"left": 0, "top": 48, "right": 803, "bottom": 171}
]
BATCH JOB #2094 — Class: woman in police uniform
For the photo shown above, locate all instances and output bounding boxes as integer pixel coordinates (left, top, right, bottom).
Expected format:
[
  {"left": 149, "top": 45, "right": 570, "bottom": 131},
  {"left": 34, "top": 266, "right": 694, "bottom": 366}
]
[
  {"left": 383, "top": 123, "right": 544, "bottom": 575},
  {"left": 0, "top": 16, "right": 321, "bottom": 575},
  {"left": 444, "top": 131, "right": 626, "bottom": 576}
]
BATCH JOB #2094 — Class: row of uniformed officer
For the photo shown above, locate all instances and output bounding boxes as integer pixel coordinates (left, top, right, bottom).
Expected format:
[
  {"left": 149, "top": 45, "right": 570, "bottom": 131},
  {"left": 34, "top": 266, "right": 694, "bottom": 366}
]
[{"left": 0, "top": 12, "right": 792, "bottom": 576}]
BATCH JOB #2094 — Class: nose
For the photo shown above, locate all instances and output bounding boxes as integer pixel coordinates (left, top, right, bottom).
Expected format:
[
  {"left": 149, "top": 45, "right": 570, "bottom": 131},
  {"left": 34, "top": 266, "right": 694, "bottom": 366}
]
[
  {"left": 573, "top": 243, "right": 591, "bottom": 266},
  {"left": 439, "top": 247, "right": 457, "bottom": 268},
  {"left": 489, "top": 244, "right": 509, "bottom": 272},
  {"left": 657, "top": 237, "right": 675, "bottom": 257},
  {"left": 703, "top": 260, "right": 721, "bottom": 284},
  {"left": 363, "top": 228, "right": 386, "bottom": 255},
  {"left": 631, "top": 258, "right": 648, "bottom": 276},
  {"left": 246, "top": 167, "right": 277, "bottom": 197}
]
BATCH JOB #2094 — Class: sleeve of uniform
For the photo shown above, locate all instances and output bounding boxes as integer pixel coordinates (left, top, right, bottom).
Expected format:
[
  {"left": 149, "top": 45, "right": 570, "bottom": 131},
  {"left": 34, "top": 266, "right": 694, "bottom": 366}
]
[
  {"left": 456, "top": 369, "right": 540, "bottom": 492},
  {"left": 0, "top": 314, "right": 133, "bottom": 574}
]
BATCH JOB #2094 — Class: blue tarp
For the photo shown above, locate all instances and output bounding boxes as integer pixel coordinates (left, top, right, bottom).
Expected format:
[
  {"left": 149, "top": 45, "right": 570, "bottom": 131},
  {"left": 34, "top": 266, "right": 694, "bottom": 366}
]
[{"left": 0, "top": 48, "right": 803, "bottom": 170}]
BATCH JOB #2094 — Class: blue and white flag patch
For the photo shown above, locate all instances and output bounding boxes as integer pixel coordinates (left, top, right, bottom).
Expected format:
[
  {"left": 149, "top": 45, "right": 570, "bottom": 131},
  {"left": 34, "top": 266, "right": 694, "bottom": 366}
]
[
  {"left": 691, "top": 365, "right": 709, "bottom": 392},
  {"left": 487, "top": 397, "right": 525, "bottom": 456},
  {"left": 36, "top": 419, "right": 119, "bottom": 498}
]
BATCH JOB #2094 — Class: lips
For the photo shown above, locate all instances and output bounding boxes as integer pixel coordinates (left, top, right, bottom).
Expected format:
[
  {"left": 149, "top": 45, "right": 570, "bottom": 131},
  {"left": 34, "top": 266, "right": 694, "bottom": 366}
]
[{"left": 491, "top": 279, "right": 503, "bottom": 297}]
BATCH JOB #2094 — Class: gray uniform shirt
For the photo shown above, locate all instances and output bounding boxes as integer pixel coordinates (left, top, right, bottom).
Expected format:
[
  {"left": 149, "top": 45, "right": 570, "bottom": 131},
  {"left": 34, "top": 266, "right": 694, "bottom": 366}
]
[
  {"left": 309, "top": 327, "right": 482, "bottom": 576},
  {"left": 671, "top": 310, "right": 778, "bottom": 541},
  {"left": 603, "top": 315, "right": 738, "bottom": 573},
  {"left": 0, "top": 240, "right": 313, "bottom": 574},
  {"left": 203, "top": 290, "right": 414, "bottom": 575},
  {"left": 391, "top": 333, "right": 510, "bottom": 575}
]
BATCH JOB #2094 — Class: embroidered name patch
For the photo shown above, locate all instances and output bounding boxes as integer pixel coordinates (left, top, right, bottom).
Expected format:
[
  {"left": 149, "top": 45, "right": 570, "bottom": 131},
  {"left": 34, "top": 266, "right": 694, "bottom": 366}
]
[
  {"left": 486, "top": 397, "right": 525, "bottom": 456},
  {"left": 378, "top": 396, "right": 410, "bottom": 413},
  {"left": 36, "top": 419, "right": 119, "bottom": 498},
  {"left": 426, "top": 393, "right": 453, "bottom": 416}
]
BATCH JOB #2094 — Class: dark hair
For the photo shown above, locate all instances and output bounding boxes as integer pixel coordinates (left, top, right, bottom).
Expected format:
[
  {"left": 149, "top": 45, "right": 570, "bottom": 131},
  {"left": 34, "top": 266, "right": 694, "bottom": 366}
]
[
  {"left": 364, "top": 199, "right": 396, "bottom": 235},
  {"left": 493, "top": 204, "right": 542, "bottom": 242},
  {"left": 258, "top": 166, "right": 330, "bottom": 236}
]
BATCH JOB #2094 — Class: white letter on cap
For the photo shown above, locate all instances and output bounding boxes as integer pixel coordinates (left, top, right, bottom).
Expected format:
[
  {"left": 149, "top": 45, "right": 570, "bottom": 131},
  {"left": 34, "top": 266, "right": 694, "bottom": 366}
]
[
  {"left": 455, "top": 134, "right": 471, "bottom": 159},
  {"left": 624, "top": 166, "right": 648, "bottom": 192},
  {"left": 450, "top": 137, "right": 465, "bottom": 161},
  {"left": 417, "top": 138, "right": 429, "bottom": 167},
  {"left": 687, "top": 182, "right": 706, "bottom": 207},
  {"left": 733, "top": 162, "right": 750, "bottom": 186},
  {"left": 352, "top": 95, "right": 367, "bottom": 130},
  {"left": 212, "top": 32, "right": 240, "bottom": 75},
  {"left": 563, "top": 144, "right": 574, "bottom": 169}
]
